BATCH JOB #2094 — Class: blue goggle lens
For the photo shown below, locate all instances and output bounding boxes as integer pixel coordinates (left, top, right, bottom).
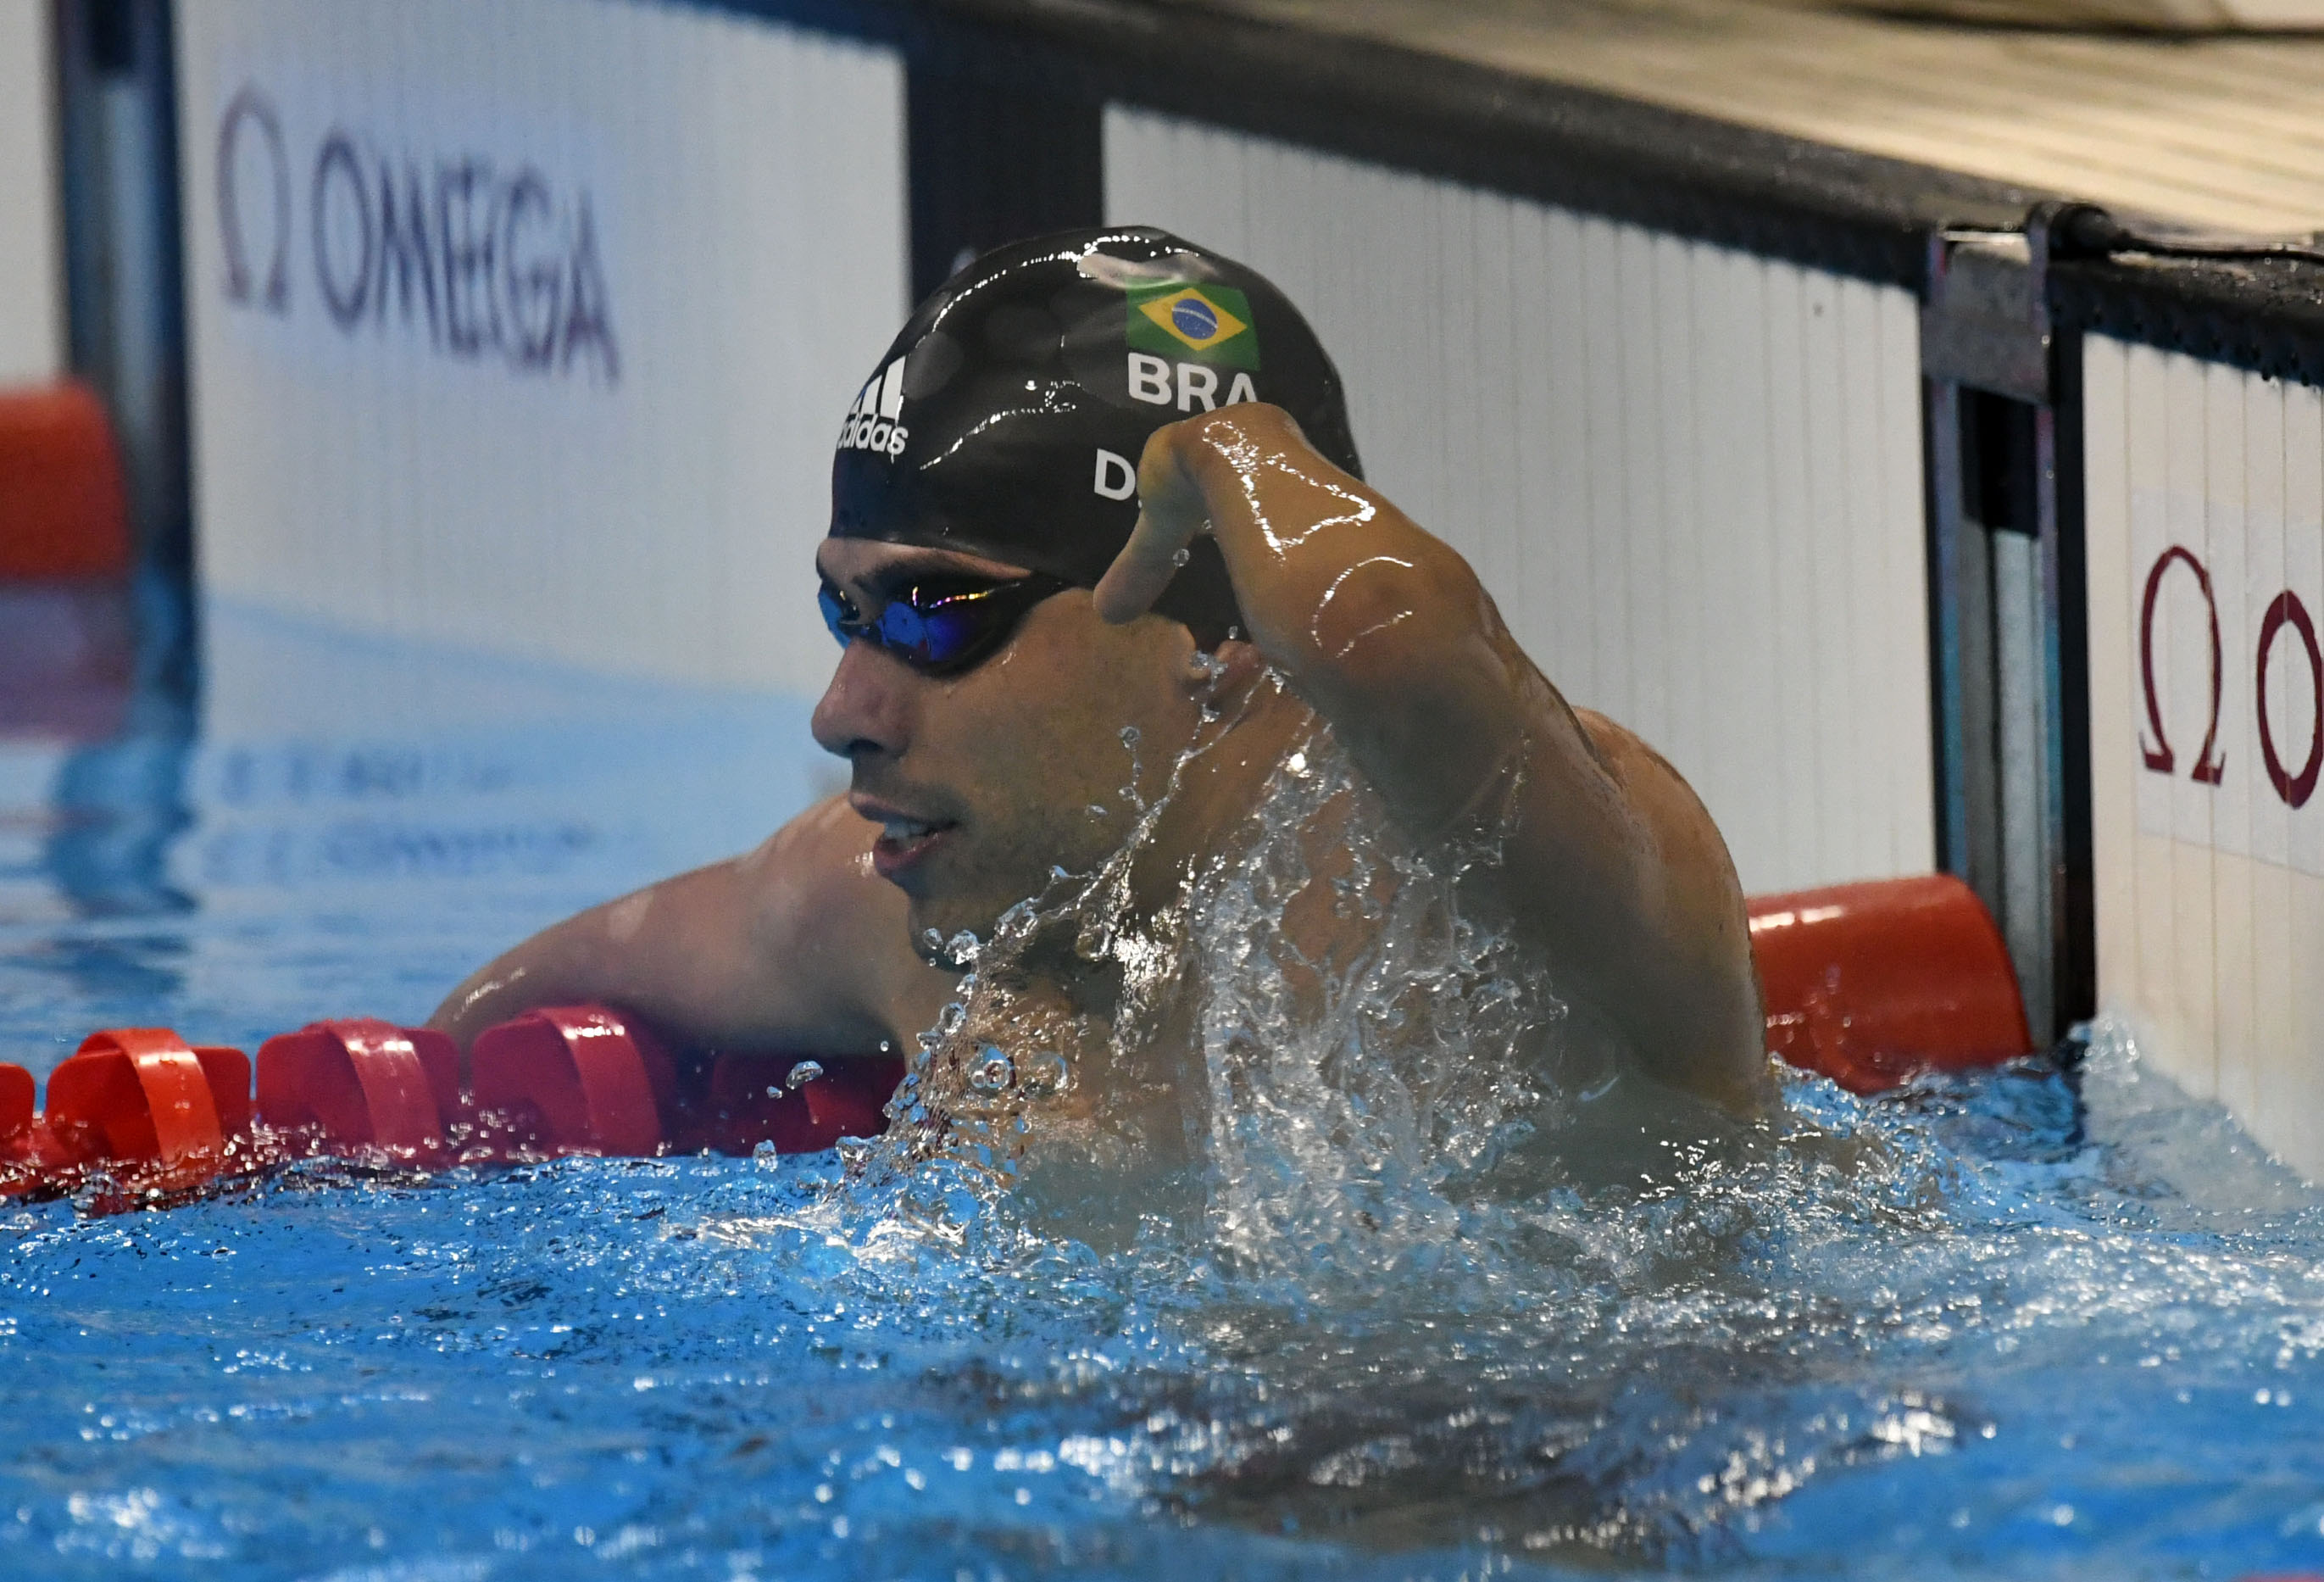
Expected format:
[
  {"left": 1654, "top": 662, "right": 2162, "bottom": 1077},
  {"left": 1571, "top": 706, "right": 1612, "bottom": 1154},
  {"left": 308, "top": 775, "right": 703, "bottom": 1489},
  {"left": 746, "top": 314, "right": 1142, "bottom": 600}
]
[{"left": 819, "top": 574, "right": 1068, "bottom": 674}]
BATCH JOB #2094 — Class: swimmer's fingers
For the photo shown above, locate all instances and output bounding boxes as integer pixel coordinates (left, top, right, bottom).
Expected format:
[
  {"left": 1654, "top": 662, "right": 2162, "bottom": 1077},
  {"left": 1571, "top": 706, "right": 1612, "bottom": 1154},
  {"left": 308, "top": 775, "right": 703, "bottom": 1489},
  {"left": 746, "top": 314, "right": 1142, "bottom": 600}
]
[{"left": 1093, "top": 428, "right": 1209, "bottom": 625}]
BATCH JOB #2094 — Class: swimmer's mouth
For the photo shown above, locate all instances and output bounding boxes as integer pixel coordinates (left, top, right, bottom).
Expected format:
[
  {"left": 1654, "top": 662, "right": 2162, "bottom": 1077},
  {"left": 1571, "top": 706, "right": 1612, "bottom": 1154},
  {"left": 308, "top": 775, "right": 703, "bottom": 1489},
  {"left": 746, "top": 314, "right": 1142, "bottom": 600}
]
[{"left": 855, "top": 800, "right": 958, "bottom": 879}]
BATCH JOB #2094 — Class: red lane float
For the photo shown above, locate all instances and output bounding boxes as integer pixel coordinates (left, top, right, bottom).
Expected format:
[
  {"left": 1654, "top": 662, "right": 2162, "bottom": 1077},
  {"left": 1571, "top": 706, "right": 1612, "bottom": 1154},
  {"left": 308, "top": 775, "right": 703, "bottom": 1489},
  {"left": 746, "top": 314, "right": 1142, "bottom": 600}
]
[
  {"left": 470, "top": 1005, "right": 677, "bottom": 1157},
  {"left": 684, "top": 1051, "right": 907, "bottom": 1156},
  {"left": 1749, "top": 872, "right": 2033, "bottom": 1094},
  {"left": 0, "top": 873, "right": 2032, "bottom": 1208},
  {"left": 42, "top": 1029, "right": 247, "bottom": 1191},
  {"left": 257, "top": 1019, "right": 463, "bottom": 1160},
  {"left": 4, "top": 1005, "right": 901, "bottom": 1205},
  {"left": 0, "top": 1063, "right": 40, "bottom": 1195}
]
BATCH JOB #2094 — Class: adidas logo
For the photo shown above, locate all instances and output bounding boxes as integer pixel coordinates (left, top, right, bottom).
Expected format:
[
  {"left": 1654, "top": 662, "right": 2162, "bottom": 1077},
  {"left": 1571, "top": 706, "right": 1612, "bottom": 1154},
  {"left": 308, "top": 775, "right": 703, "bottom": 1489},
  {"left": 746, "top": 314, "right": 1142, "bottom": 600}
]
[{"left": 837, "top": 358, "right": 908, "bottom": 460}]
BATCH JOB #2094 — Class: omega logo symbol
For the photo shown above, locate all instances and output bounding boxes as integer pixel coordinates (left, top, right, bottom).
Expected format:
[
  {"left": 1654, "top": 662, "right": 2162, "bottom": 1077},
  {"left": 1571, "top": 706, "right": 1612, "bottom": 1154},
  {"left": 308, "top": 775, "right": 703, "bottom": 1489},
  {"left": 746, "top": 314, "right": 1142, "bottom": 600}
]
[
  {"left": 2139, "top": 543, "right": 2324, "bottom": 810},
  {"left": 2138, "top": 545, "right": 2225, "bottom": 784},
  {"left": 217, "top": 86, "right": 291, "bottom": 313}
]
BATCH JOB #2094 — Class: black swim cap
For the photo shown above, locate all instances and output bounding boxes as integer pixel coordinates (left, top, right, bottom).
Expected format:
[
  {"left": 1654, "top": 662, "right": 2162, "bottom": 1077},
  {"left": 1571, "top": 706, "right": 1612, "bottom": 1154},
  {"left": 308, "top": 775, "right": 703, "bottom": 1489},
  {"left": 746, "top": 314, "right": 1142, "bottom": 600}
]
[{"left": 827, "top": 226, "right": 1362, "bottom": 648}]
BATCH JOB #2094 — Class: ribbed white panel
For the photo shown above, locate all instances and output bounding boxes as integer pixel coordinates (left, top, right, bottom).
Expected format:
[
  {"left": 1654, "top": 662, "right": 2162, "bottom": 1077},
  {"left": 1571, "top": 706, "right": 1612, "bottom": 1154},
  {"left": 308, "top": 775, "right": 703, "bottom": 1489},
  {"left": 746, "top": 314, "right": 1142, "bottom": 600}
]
[
  {"left": 176, "top": 0, "right": 906, "bottom": 692},
  {"left": 1105, "top": 107, "right": 1934, "bottom": 894},
  {"left": 2086, "top": 334, "right": 2324, "bottom": 1179},
  {"left": 0, "top": 0, "right": 64, "bottom": 385}
]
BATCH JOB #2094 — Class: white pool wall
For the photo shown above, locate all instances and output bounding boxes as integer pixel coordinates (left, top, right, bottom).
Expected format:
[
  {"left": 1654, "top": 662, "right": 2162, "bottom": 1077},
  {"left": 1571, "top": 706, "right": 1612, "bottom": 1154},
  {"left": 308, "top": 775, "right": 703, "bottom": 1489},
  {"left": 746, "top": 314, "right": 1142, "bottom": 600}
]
[
  {"left": 0, "top": 0, "right": 64, "bottom": 387},
  {"left": 1106, "top": 108, "right": 1936, "bottom": 899},
  {"left": 2086, "top": 336, "right": 2324, "bottom": 1179},
  {"left": 175, "top": 0, "right": 909, "bottom": 695}
]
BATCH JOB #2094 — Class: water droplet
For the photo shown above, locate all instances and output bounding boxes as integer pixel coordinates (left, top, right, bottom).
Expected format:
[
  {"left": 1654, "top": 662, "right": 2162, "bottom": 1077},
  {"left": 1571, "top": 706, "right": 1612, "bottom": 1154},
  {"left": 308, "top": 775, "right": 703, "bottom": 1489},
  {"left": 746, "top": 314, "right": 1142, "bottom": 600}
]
[
  {"left": 968, "top": 1046, "right": 1014, "bottom": 1094},
  {"left": 785, "top": 1061, "right": 825, "bottom": 1090},
  {"left": 1170, "top": 546, "right": 1191, "bottom": 567},
  {"left": 944, "top": 930, "right": 981, "bottom": 963},
  {"left": 936, "top": 1002, "right": 966, "bottom": 1038},
  {"left": 922, "top": 928, "right": 943, "bottom": 952},
  {"left": 1120, "top": 725, "right": 1141, "bottom": 748},
  {"left": 1019, "top": 1051, "right": 1071, "bottom": 1097},
  {"left": 1086, "top": 804, "right": 1108, "bottom": 819},
  {"left": 1074, "top": 923, "right": 1110, "bottom": 961}
]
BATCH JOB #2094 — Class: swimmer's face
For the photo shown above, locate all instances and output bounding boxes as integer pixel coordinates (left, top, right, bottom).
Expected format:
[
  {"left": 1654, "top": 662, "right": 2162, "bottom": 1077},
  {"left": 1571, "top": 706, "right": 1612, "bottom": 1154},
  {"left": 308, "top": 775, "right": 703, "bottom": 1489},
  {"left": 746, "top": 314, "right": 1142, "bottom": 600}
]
[{"left": 811, "top": 539, "right": 1208, "bottom": 958}]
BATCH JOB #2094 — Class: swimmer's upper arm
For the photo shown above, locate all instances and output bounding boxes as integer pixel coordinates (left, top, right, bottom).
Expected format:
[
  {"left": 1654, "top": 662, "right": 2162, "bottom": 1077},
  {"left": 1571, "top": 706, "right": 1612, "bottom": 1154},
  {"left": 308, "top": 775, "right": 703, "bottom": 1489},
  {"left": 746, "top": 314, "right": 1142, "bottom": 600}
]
[{"left": 427, "top": 795, "right": 952, "bottom": 1056}]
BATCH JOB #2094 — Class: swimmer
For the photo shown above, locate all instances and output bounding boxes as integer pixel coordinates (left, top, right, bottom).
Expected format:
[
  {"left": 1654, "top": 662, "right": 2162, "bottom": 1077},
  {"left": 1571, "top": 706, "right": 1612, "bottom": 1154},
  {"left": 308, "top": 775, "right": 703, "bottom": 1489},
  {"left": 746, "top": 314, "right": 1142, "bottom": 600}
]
[{"left": 430, "top": 227, "right": 1769, "bottom": 1172}]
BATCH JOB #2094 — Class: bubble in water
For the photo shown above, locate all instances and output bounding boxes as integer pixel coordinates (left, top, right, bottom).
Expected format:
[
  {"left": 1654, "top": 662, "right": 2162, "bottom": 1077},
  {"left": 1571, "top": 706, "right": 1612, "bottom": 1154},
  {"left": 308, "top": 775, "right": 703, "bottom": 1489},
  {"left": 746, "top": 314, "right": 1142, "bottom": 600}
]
[
  {"left": 968, "top": 1047, "right": 1015, "bottom": 1095},
  {"left": 1120, "top": 726, "right": 1141, "bottom": 749},
  {"left": 1019, "top": 1051, "right": 1071, "bottom": 1098},
  {"left": 785, "top": 1061, "right": 825, "bottom": 1090},
  {"left": 1074, "top": 922, "right": 1111, "bottom": 961},
  {"left": 944, "top": 930, "right": 982, "bottom": 964},
  {"left": 922, "top": 928, "right": 943, "bottom": 952},
  {"left": 1171, "top": 546, "right": 1192, "bottom": 566},
  {"left": 936, "top": 1001, "right": 966, "bottom": 1039}
]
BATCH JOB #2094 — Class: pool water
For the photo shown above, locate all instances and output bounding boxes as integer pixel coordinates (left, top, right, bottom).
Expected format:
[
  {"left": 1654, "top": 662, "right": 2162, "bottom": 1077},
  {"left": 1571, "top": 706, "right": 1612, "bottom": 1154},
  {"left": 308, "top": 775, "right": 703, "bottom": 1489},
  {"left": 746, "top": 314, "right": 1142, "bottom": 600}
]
[{"left": 3, "top": 599, "right": 2323, "bottom": 1581}]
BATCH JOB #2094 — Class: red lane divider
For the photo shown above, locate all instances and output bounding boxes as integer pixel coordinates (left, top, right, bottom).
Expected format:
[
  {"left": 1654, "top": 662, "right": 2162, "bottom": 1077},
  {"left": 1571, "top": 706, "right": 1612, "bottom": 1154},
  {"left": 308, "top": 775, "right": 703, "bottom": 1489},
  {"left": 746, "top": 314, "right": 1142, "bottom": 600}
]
[
  {"left": 3, "top": 1005, "right": 906, "bottom": 1208},
  {"left": 682, "top": 1052, "right": 907, "bottom": 1156},
  {"left": 42, "top": 1029, "right": 244, "bottom": 1193},
  {"left": 0, "top": 872, "right": 2034, "bottom": 1210},
  {"left": 470, "top": 1005, "right": 677, "bottom": 1158},
  {"left": 258, "top": 1019, "right": 462, "bottom": 1161},
  {"left": 1749, "top": 872, "right": 2034, "bottom": 1094},
  {"left": 0, "top": 1063, "right": 39, "bottom": 1197}
]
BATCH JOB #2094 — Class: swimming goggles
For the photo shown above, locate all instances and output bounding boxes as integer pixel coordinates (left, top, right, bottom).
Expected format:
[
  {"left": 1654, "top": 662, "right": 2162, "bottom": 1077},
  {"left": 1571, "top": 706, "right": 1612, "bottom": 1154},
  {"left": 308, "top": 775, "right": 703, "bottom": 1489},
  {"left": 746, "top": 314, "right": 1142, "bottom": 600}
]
[{"left": 819, "top": 571, "right": 1073, "bottom": 676}]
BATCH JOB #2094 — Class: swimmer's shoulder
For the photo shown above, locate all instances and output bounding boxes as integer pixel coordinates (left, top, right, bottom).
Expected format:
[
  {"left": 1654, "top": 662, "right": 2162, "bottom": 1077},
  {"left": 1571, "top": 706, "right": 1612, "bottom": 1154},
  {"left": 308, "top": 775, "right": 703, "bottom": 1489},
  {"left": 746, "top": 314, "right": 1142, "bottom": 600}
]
[{"left": 735, "top": 795, "right": 955, "bottom": 1050}]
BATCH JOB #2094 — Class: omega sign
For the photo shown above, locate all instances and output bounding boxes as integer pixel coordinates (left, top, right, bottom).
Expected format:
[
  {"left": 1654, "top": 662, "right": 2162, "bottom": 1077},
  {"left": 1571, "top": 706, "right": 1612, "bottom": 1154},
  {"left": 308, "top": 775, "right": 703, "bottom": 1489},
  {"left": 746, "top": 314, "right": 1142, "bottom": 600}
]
[
  {"left": 215, "top": 85, "right": 619, "bottom": 383},
  {"left": 2139, "top": 543, "right": 2324, "bottom": 810}
]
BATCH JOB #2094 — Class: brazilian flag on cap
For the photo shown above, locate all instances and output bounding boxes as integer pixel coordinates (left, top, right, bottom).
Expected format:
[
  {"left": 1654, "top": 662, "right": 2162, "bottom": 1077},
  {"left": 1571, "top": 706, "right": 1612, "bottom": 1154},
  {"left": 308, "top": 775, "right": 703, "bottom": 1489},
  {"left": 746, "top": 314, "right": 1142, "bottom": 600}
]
[{"left": 1126, "top": 282, "right": 1260, "bottom": 370}]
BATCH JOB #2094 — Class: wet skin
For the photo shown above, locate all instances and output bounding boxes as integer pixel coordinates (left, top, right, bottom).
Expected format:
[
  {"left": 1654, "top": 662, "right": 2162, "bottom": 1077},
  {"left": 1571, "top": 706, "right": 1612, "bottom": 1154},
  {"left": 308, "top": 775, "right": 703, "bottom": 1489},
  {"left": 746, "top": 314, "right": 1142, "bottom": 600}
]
[{"left": 431, "top": 404, "right": 1769, "bottom": 1117}]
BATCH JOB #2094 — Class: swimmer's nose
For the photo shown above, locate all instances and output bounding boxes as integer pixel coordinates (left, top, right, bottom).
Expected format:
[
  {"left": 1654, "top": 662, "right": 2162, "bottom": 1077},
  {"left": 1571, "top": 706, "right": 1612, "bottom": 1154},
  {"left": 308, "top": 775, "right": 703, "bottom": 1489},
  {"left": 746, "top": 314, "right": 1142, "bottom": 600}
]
[{"left": 811, "top": 638, "right": 910, "bottom": 760}]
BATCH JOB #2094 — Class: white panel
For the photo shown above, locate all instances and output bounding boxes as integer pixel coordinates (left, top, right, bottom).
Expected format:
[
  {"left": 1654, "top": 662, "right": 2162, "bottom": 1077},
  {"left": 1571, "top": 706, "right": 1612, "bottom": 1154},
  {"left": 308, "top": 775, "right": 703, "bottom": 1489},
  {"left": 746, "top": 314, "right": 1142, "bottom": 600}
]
[
  {"left": 1538, "top": 206, "right": 1597, "bottom": 710},
  {"left": 2165, "top": 353, "right": 2220, "bottom": 1097},
  {"left": 1710, "top": 253, "right": 1784, "bottom": 895},
  {"left": 1582, "top": 216, "right": 1632, "bottom": 726},
  {"left": 2088, "top": 335, "right": 2324, "bottom": 1178},
  {"left": 0, "top": 0, "right": 64, "bottom": 385},
  {"left": 175, "top": 0, "right": 909, "bottom": 693},
  {"left": 1762, "top": 263, "right": 1821, "bottom": 887},
  {"left": 1654, "top": 231, "right": 1703, "bottom": 799},
  {"left": 1801, "top": 270, "right": 1854, "bottom": 883},
  {"left": 1616, "top": 223, "right": 1666, "bottom": 751},
  {"left": 2243, "top": 373, "right": 2288, "bottom": 1133},
  {"left": 1877, "top": 285, "right": 1937, "bottom": 876},
  {"left": 2206, "top": 363, "right": 2254, "bottom": 1113},
  {"left": 2124, "top": 343, "right": 2184, "bottom": 1078},
  {"left": 2281, "top": 383, "right": 2324, "bottom": 1178},
  {"left": 2084, "top": 338, "right": 2139, "bottom": 1038},
  {"left": 1104, "top": 105, "right": 1933, "bottom": 894}
]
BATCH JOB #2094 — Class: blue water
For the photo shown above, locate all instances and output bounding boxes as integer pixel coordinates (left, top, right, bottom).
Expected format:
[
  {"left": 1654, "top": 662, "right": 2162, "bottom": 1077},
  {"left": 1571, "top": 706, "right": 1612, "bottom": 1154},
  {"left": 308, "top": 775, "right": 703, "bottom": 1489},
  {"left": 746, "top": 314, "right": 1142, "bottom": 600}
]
[{"left": 3, "top": 599, "right": 2323, "bottom": 1580}]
